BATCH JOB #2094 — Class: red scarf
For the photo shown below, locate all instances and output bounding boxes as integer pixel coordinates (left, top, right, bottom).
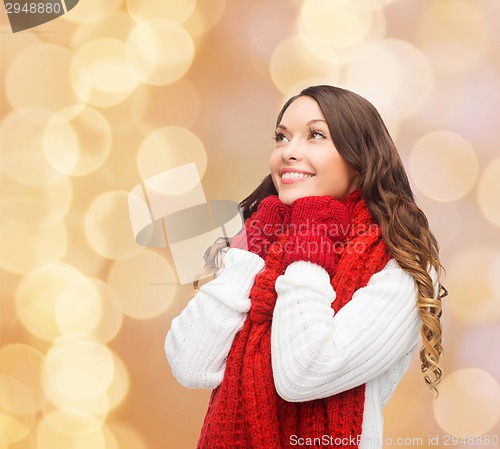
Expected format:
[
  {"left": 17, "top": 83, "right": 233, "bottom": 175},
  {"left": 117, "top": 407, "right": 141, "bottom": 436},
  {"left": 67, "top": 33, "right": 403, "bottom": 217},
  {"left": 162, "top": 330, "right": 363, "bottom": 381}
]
[{"left": 197, "top": 192, "right": 390, "bottom": 449}]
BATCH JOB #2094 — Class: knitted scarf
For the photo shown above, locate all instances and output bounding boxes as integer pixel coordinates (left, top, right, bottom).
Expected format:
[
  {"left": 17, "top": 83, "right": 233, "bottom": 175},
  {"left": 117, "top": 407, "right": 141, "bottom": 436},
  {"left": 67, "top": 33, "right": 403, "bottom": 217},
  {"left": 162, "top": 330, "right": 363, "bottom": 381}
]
[{"left": 197, "top": 191, "right": 390, "bottom": 449}]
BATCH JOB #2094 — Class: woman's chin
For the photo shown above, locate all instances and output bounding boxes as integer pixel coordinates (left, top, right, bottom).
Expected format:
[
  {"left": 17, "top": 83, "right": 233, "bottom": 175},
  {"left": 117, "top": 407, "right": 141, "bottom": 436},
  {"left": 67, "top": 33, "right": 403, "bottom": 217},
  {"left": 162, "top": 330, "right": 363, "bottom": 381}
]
[
  {"left": 279, "top": 197, "right": 293, "bottom": 206},
  {"left": 278, "top": 191, "right": 310, "bottom": 205}
]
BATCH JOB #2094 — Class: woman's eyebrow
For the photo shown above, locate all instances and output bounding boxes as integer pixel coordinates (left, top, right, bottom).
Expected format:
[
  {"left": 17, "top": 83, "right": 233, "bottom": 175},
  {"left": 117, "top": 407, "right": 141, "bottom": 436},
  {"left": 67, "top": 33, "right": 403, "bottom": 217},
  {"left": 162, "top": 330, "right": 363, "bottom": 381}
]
[
  {"left": 276, "top": 119, "right": 327, "bottom": 131},
  {"left": 306, "top": 119, "right": 327, "bottom": 126}
]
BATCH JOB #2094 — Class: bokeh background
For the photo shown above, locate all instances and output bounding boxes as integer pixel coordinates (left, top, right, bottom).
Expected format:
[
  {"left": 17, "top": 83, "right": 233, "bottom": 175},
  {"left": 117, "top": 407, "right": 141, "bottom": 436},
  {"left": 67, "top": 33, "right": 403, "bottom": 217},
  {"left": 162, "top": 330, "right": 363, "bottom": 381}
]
[{"left": 1, "top": 0, "right": 500, "bottom": 448}]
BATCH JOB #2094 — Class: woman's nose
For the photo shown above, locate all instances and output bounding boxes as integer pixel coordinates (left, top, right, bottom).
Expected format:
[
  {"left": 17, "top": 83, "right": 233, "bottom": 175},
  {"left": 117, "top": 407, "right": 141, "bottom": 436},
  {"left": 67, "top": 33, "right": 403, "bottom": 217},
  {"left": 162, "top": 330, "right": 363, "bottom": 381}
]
[{"left": 281, "top": 138, "right": 303, "bottom": 161}]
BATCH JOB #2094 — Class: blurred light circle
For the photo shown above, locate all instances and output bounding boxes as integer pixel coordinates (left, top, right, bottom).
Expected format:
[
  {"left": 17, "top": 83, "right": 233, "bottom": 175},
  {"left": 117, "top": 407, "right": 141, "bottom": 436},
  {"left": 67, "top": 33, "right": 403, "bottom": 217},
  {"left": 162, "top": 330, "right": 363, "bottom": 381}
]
[
  {"left": 433, "top": 368, "right": 500, "bottom": 436},
  {"left": 130, "top": 80, "right": 201, "bottom": 132},
  {"left": 137, "top": 126, "right": 207, "bottom": 184},
  {"left": 43, "top": 113, "right": 79, "bottom": 175},
  {"left": 71, "top": 12, "right": 136, "bottom": 49},
  {"left": 458, "top": 325, "right": 500, "bottom": 383},
  {"left": 345, "top": 39, "right": 433, "bottom": 119},
  {"left": 0, "top": 177, "right": 73, "bottom": 229},
  {"left": 417, "top": 0, "right": 489, "bottom": 74},
  {"left": 0, "top": 413, "right": 34, "bottom": 445},
  {"left": 125, "top": 19, "right": 195, "bottom": 86},
  {"left": 0, "top": 374, "right": 36, "bottom": 415},
  {"left": 63, "top": 0, "right": 122, "bottom": 23},
  {"left": 184, "top": 0, "right": 226, "bottom": 37},
  {"left": 36, "top": 416, "right": 106, "bottom": 449},
  {"left": 106, "top": 421, "right": 148, "bottom": 449},
  {"left": 43, "top": 107, "right": 112, "bottom": 177},
  {"left": 300, "top": 0, "right": 373, "bottom": 48},
  {"left": 349, "top": 0, "right": 397, "bottom": 11},
  {"left": 0, "top": 108, "right": 67, "bottom": 187},
  {"left": 5, "top": 44, "right": 84, "bottom": 112},
  {"left": 15, "top": 263, "right": 86, "bottom": 341},
  {"left": 0, "top": 30, "right": 39, "bottom": 78},
  {"left": 71, "top": 38, "right": 139, "bottom": 107},
  {"left": 41, "top": 380, "right": 109, "bottom": 421},
  {"left": 0, "top": 196, "right": 65, "bottom": 230},
  {"left": 0, "top": 414, "right": 32, "bottom": 445},
  {"left": 327, "top": 9, "right": 386, "bottom": 66},
  {"left": 410, "top": 131, "right": 479, "bottom": 202},
  {"left": 270, "top": 35, "right": 341, "bottom": 95},
  {"left": 126, "top": 0, "right": 196, "bottom": 23},
  {"left": 84, "top": 280, "right": 123, "bottom": 344},
  {"left": 0, "top": 376, "right": 36, "bottom": 444},
  {"left": 0, "top": 220, "right": 68, "bottom": 275},
  {"left": 0, "top": 344, "right": 45, "bottom": 411},
  {"left": 102, "top": 425, "right": 119, "bottom": 449},
  {"left": 84, "top": 190, "right": 143, "bottom": 260},
  {"left": 477, "top": 157, "right": 500, "bottom": 228},
  {"left": 445, "top": 247, "right": 500, "bottom": 325},
  {"left": 106, "top": 352, "right": 130, "bottom": 411},
  {"left": 44, "top": 336, "right": 115, "bottom": 401},
  {"left": 42, "top": 408, "right": 103, "bottom": 437},
  {"left": 107, "top": 250, "right": 177, "bottom": 319},
  {"left": 55, "top": 278, "right": 103, "bottom": 336}
]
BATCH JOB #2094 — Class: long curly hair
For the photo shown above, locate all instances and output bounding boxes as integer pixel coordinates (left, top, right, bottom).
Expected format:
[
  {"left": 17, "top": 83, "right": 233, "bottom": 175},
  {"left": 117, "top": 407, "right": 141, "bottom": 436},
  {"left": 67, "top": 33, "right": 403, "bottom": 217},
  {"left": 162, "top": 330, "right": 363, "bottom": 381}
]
[{"left": 198, "top": 85, "right": 446, "bottom": 396}]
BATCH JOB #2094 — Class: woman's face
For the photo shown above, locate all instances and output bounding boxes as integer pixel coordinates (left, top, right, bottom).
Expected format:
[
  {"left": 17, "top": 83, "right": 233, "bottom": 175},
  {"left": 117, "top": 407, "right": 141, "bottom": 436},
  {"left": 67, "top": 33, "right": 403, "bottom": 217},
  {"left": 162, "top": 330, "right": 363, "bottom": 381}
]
[{"left": 270, "top": 95, "right": 359, "bottom": 206}]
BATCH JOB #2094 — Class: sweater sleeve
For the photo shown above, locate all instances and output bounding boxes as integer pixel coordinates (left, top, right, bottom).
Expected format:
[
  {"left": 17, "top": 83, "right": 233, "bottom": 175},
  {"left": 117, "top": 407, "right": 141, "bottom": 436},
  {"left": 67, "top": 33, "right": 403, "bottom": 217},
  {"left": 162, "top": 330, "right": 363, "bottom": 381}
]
[
  {"left": 271, "top": 258, "right": 424, "bottom": 402},
  {"left": 165, "top": 248, "right": 265, "bottom": 389}
]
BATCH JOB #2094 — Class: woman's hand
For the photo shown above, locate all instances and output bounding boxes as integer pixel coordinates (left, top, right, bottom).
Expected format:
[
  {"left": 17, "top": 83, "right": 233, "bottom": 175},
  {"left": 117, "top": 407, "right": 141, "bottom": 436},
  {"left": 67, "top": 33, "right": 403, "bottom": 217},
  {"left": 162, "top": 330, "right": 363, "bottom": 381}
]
[
  {"left": 282, "top": 195, "right": 353, "bottom": 276},
  {"left": 231, "top": 195, "right": 291, "bottom": 259}
]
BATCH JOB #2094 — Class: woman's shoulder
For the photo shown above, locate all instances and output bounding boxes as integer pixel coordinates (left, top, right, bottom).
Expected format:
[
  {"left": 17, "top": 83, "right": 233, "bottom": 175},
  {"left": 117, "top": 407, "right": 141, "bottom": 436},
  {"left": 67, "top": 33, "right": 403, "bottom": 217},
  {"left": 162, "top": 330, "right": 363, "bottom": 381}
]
[
  {"left": 373, "top": 258, "right": 412, "bottom": 279},
  {"left": 372, "top": 258, "right": 439, "bottom": 298}
]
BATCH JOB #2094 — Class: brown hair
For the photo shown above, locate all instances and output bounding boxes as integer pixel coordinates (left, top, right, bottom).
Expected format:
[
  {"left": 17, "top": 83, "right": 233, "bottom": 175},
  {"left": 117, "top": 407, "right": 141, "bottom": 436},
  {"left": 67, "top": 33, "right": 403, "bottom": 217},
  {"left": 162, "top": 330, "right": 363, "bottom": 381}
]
[{"left": 199, "top": 85, "right": 446, "bottom": 396}]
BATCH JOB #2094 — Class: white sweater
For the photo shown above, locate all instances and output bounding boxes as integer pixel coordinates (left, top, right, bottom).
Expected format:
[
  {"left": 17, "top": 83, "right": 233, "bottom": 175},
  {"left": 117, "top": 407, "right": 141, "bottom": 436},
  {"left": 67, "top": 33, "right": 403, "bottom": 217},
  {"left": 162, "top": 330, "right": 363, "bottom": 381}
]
[{"left": 165, "top": 248, "right": 429, "bottom": 449}]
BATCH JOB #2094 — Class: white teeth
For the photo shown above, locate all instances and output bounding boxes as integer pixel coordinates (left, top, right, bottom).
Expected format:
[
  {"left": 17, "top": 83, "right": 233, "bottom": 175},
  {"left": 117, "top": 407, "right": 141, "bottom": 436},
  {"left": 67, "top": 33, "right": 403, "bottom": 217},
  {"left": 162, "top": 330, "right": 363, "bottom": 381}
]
[{"left": 281, "top": 172, "right": 314, "bottom": 179}]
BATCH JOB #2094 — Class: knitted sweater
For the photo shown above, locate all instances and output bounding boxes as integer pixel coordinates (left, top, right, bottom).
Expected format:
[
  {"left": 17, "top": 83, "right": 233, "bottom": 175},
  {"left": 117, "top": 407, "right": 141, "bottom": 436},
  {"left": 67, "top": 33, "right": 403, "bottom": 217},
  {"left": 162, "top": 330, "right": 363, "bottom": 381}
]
[{"left": 165, "top": 248, "right": 432, "bottom": 449}]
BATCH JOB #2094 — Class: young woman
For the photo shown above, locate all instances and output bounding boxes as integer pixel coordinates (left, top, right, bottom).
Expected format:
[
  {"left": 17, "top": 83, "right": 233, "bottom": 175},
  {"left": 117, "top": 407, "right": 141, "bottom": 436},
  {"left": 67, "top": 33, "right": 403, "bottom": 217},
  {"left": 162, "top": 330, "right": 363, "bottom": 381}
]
[{"left": 165, "top": 85, "right": 445, "bottom": 449}]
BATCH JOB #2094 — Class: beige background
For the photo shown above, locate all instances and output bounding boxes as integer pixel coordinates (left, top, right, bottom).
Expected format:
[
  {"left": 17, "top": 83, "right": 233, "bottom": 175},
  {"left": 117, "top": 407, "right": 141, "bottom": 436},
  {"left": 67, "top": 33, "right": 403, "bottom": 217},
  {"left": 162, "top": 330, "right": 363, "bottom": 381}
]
[{"left": 1, "top": 0, "right": 500, "bottom": 448}]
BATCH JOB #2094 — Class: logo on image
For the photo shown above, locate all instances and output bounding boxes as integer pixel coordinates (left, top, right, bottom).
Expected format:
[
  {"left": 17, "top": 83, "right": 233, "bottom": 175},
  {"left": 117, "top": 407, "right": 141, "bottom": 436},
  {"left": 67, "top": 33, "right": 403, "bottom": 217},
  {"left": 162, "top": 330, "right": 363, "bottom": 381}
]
[{"left": 3, "top": 0, "right": 79, "bottom": 33}]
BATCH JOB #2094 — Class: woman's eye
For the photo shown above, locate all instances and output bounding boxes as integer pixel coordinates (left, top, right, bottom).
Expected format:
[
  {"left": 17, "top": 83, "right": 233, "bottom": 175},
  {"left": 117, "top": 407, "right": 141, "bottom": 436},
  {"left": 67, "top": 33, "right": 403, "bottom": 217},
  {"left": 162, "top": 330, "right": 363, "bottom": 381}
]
[
  {"left": 310, "top": 130, "right": 326, "bottom": 140},
  {"left": 273, "top": 132, "right": 289, "bottom": 143}
]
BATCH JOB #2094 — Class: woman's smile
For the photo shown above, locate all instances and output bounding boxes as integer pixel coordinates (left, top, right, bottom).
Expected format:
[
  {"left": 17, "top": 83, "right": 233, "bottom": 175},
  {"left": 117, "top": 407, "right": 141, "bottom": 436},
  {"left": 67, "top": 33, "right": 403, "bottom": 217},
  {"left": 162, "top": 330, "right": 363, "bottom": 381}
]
[{"left": 279, "top": 168, "right": 316, "bottom": 184}]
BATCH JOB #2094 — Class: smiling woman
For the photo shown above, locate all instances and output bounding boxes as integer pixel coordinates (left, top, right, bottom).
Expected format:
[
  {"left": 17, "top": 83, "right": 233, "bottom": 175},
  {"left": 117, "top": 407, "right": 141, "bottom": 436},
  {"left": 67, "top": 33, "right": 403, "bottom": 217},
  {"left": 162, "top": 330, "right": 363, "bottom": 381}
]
[
  {"left": 164, "top": 85, "right": 446, "bottom": 449},
  {"left": 270, "top": 95, "right": 359, "bottom": 204}
]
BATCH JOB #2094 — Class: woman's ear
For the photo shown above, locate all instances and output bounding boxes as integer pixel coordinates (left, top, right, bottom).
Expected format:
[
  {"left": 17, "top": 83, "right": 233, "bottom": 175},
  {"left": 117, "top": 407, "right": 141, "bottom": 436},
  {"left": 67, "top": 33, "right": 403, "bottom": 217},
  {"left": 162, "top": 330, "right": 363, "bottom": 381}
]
[{"left": 346, "top": 171, "right": 361, "bottom": 196}]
